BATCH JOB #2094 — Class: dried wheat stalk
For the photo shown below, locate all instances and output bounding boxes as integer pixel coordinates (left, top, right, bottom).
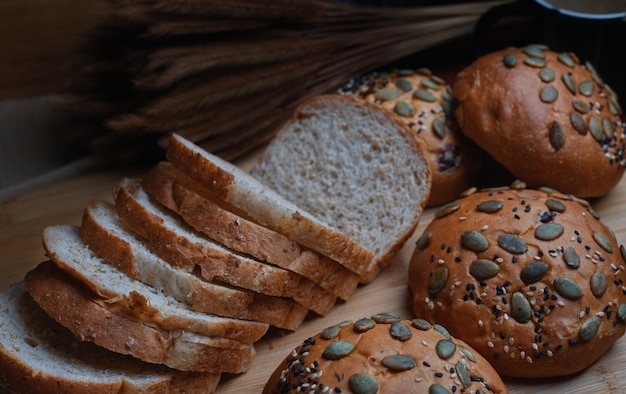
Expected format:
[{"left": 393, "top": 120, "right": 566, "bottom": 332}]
[{"left": 70, "top": 0, "right": 512, "bottom": 162}]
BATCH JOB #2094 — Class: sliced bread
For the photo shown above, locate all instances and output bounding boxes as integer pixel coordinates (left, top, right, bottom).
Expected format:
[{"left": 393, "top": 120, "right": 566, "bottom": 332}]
[
  {"left": 113, "top": 178, "right": 337, "bottom": 315},
  {"left": 42, "top": 225, "right": 268, "bottom": 344},
  {"left": 251, "top": 95, "right": 431, "bottom": 283},
  {"left": 165, "top": 133, "right": 374, "bottom": 276},
  {"left": 0, "top": 281, "right": 220, "bottom": 393},
  {"left": 25, "top": 261, "right": 255, "bottom": 374},
  {"left": 142, "top": 161, "right": 360, "bottom": 300},
  {"left": 81, "top": 198, "right": 308, "bottom": 330}
]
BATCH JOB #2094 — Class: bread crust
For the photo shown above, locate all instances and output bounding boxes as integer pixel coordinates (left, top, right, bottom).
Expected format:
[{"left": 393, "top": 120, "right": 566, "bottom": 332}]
[
  {"left": 343, "top": 69, "right": 483, "bottom": 206},
  {"left": 113, "top": 178, "right": 337, "bottom": 315},
  {"left": 408, "top": 186, "right": 626, "bottom": 377},
  {"left": 142, "top": 161, "right": 360, "bottom": 300},
  {"left": 25, "top": 261, "right": 255, "bottom": 374},
  {"left": 81, "top": 199, "right": 308, "bottom": 330},
  {"left": 453, "top": 46, "right": 625, "bottom": 198},
  {"left": 263, "top": 314, "right": 508, "bottom": 393}
]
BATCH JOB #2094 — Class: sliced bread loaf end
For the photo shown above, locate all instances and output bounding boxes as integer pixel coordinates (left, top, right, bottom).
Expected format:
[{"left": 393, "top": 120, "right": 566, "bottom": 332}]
[{"left": 252, "top": 95, "right": 431, "bottom": 283}]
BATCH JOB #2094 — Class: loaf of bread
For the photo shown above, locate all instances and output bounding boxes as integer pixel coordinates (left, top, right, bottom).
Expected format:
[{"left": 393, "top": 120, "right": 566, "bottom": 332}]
[
  {"left": 0, "top": 282, "right": 221, "bottom": 393},
  {"left": 453, "top": 45, "right": 625, "bottom": 198},
  {"left": 250, "top": 95, "right": 431, "bottom": 283},
  {"left": 340, "top": 68, "right": 483, "bottom": 206},
  {"left": 263, "top": 313, "right": 508, "bottom": 393},
  {"left": 408, "top": 183, "right": 626, "bottom": 377}
]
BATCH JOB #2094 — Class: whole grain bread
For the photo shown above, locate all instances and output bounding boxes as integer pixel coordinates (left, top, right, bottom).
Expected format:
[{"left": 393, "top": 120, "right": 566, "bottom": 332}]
[
  {"left": 42, "top": 224, "right": 268, "bottom": 344},
  {"left": 113, "top": 178, "right": 337, "bottom": 315},
  {"left": 26, "top": 261, "right": 255, "bottom": 374},
  {"left": 142, "top": 161, "right": 360, "bottom": 300},
  {"left": 165, "top": 133, "right": 375, "bottom": 277},
  {"left": 81, "top": 199, "right": 308, "bottom": 330},
  {"left": 251, "top": 95, "right": 431, "bottom": 283},
  {"left": 0, "top": 281, "right": 221, "bottom": 393}
]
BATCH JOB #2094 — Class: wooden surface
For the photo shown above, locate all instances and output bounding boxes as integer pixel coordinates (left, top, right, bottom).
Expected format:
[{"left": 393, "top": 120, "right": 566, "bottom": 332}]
[{"left": 2, "top": 159, "right": 626, "bottom": 393}]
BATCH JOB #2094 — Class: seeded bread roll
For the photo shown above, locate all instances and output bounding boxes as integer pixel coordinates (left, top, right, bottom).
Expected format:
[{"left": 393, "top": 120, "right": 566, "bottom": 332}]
[
  {"left": 263, "top": 313, "right": 508, "bottom": 394},
  {"left": 453, "top": 45, "right": 625, "bottom": 198},
  {"left": 408, "top": 184, "right": 626, "bottom": 378},
  {"left": 340, "top": 69, "right": 483, "bottom": 206}
]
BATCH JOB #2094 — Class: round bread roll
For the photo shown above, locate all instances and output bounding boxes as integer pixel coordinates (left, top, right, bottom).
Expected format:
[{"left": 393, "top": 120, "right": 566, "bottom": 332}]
[
  {"left": 340, "top": 69, "right": 483, "bottom": 206},
  {"left": 408, "top": 183, "right": 626, "bottom": 378},
  {"left": 453, "top": 45, "right": 625, "bottom": 198},
  {"left": 263, "top": 313, "right": 508, "bottom": 393}
]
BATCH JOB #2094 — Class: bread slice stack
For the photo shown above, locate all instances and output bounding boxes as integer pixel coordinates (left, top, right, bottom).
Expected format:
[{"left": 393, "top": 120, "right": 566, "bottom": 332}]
[{"left": 0, "top": 94, "right": 430, "bottom": 391}]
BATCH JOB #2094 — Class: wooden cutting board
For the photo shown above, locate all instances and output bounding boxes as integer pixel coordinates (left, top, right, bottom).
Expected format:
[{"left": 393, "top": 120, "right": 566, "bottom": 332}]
[{"left": 1, "top": 160, "right": 626, "bottom": 393}]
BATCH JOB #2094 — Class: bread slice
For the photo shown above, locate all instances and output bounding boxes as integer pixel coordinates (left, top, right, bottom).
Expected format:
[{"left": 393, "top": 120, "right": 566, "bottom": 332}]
[
  {"left": 165, "top": 133, "right": 374, "bottom": 277},
  {"left": 0, "top": 281, "right": 221, "bottom": 393},
  {"left": 81, "top": 198, "right": 308, "bottom": 330},
  {"left": 251, "top": 95, "right": 431, "bottom": 283},
  {"left": 42, "top": 224, "right": 267, "bottom": 344},
  {"left": 113, "top": 178, "right": 337, "bottom": 315},
  {"left": 142, "top": 161, "right": 360, "bottom": 300},
  {"left": 25, "top": 261, "right": 255, "bottom": 374}
]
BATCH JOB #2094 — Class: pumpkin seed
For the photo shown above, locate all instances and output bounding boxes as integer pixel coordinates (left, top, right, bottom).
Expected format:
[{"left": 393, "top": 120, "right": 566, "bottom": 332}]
[
  {"left": 441, "top": 99, "right": 455, "bottom": 117},
  {"left": 520, "top": 262, "right": 549, "bottom": 284},
  {"left": 321, "top": 325, "right": 341, "bottom": 339},
  {"left": 456, "top": 361, "right": 471, "bottom": 387},
  {"left": 470, "top": 259, "right": 500, "bottom": 280},
  {"left": 593, "top": 231, "right": 613, "bottom": 253},
  {"left": 375, "top": 88, "right": 400, "bottom": 101},
  {"left": 395, "top": 78, "right": 413, "bottom": 92},
  {"left": 578, "top": 80, "right": 594, "bottom": 96},
  {"left": 432, "top": 118, "right": 447, "bottom": 139},
  {"left": 585, "top": 61, "right": 602, "bottom": 84},
  {"left": 430, "top": 384, "right": 451, "bottom": 394},
  {"left": 461, "top": 230, "right": 489, "bottom": 252},
  {"left": 588, "top": 206, "right": 601, "bottom": 220},
  {"left": 503, "top": 53, "right": 518, "bottom": 68},
  {"left": 572, "top": 99, "right": 590, "bottom": 114},
  {"left": 609, "top": 97, "right": 621, "bottom": 115},
  {"left": 459, "top": 345, "right": 477, "bottom": 362},
  {"left": 511, "top": 292, "right": 532, "bottom": 323},
  {"left": 554, "top": 277, "right": 583, "bottom": 299},
  {"left": 535, "top": 223, "right": 564, "bottom": 240},
  {"left": 429, "top": 267, "right": 449, "bottom": 297},
  {"left": 412, "top": 318, "right": 432, "bottom": 331},
  {"left": 349, "top": 373, "right": 379, "bottom": 394},
  {"left": 394, "top": 101, "right": 415, "bottom": 117},
  {"left": 338, "top": 320, "right": 353, "bottom": 327},
  {"left": 433, "top": 324, "right": 451, "bottom": 339},
  {"left": 323, "top": 340, "right": 355, "bottom": 360},
  {"left": 540, "top": 86, "right": 559, "bottom": 103},
  {"left": 477, "top": 200, "right": 504, "bottom": 213},
  {"left": 371, "top": 313, "right": 401, "bottom": 324},
  {"left": 579, "top": 316, "right": 600, "bottom": 341},
  {"left": 589, "top": 116, "right": 604, "bottom": 141},
  {"left": 539, "top": 67, "right": 555, "bottom": 82},
  {"left": 603, "top": 117, "right": 615, "bottom": 139},
  {"left": 524, "top": 57, "right": 546, "bottom": 68},
  {"left": 618, "top": 304, "right": 626, "bottom": 321},
  {"left": 545, "top": 198, "right": 566, "bottom": 212},
  {"left": 557, "top": 52, "right": 575, "bottom": 67},
  {"left": 354, "top": 317, "right": 376, "bottom": 332},
  {"left": 435, "top": 201, "right": 460, "bottom": 218},
  {"left": 511, "top": 180, "right": 527, "bottom": 190},
  {"left": 431, "top": 75, "right": 445, "bottom": 85},
  {"left": 563, "top": 246, "right": 580, "bottom": 269},
  {"left": 390, "top": 321, "right": 412, "bottom": 341},
  {"left": 397, "top": 69, "right": 415, "bottom": 76},
  {"left": 549, "top": 121, "right": 565, "bottom": 150},
  {"left": 421, "top": 78, "right": 440, "bottom": 90},
  {"left": 415, "top": 232, "right": 432, "bottom": 250},
  {"left": 416, "top": 67, "right": 432, "bottom": 76},
  {"left": 621, "top": 245, "right": 626, "bottom": 263},
  {"left": 436, "top": 339, "right": 457, "bottom": 359},
  {"left": 570, "top": 112, "right": 588, "bottom": 134},
  {"left": 414, "top": 89, "right": 436, "bottom": 102},
  {"left": 524, "top": 44, "right": 546, "bottom": 58},
  {"left": 382, "top": 355, "right": 416, "bottom": 371},
  {"left": 590, "top": 272, "right": 607, "bottom": 297},
  {"left": 498, "top": 234, "right": 527, "bottom": 254},
  {"left": 562, "top": 73, "right": 577, "bottom": 95}
]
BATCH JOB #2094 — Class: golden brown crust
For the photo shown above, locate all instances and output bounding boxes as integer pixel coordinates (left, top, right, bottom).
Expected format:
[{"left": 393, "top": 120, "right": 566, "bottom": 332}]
[
  {"left": 343, "top": 69, "right": 483, "bottom": 206},
  {"left": 263, "top": 314, "right": 508, "bottom": 393},
  {"left": 408, "top": 186, "right": 626, "bottom": 377},
  {"left": 25, "top": 261, "right": 255, "bottom": 374},
  {"left": 453, "top": 46, "right": 625, "bottom": 198}
]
